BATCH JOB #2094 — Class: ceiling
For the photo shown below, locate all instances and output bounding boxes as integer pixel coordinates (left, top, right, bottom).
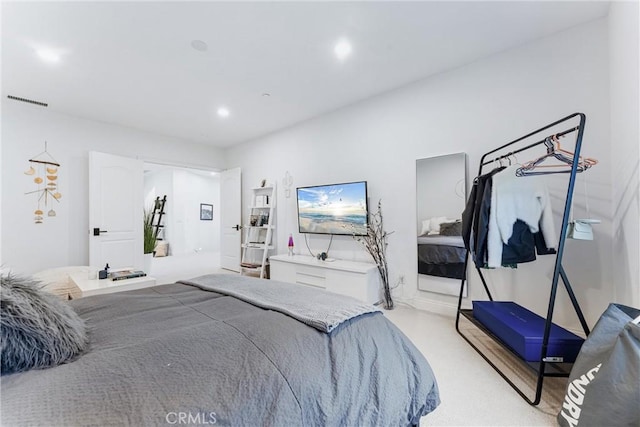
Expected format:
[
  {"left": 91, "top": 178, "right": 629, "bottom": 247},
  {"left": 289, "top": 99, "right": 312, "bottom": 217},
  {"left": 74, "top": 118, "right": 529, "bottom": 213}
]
[{"left": 2, "top": 1, "right": 609, "bottom": 148}]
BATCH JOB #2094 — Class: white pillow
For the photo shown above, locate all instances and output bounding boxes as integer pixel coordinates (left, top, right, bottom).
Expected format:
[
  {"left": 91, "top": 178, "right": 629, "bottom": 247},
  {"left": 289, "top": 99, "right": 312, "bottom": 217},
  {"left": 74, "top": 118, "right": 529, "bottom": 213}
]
[
  {"left": 154, "top": 241, "right": 169, "bottom": 257},
  {"left": 428, "top": 216, "right": 448, "bottom": 235},
  {"left": 420, "top": 219, "right": 431, "bottom": 236}
]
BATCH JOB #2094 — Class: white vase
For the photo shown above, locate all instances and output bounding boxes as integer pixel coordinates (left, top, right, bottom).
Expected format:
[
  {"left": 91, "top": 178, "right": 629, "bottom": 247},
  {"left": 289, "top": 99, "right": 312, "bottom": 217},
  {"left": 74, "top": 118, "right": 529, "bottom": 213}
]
[{"left": 143, "top": 253, "right": 153, "bottom": 274}]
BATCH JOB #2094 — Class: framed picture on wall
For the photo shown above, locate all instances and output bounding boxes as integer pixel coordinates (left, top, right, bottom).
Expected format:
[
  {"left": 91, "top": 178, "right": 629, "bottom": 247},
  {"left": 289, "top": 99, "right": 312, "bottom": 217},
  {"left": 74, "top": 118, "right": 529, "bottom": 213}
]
[{"left": 200, "top": 203, "right": 213, "bottom": 221}]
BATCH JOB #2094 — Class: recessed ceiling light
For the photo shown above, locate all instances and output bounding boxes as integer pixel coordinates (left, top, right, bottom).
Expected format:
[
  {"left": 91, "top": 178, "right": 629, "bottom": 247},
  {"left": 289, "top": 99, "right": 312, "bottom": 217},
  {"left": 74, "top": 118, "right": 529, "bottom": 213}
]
[
  {"left": 191, "top": 40, "right": 208, "bottom": 52},
  {"left": 217, "top": 107, "right": 230, "bottom": 118},
  {"left": 36, "top": 48, "right": 60, "bottom": 63},
  {"left": 334, "top": 39, "right": 352, "bottom": 60},
  {"left": 262, "top": 93, "right": 271, "bottom": 97}
]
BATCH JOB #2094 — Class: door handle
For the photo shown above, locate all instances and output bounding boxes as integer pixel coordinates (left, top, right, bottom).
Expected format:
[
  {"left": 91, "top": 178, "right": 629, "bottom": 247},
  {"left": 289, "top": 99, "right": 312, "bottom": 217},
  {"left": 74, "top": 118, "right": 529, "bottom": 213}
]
[
  {"left": 93, "top": 227, "right": 108, "bottom": 236},
  {"left": 233, "top": 224, "right": 242, "bottom": 231}
]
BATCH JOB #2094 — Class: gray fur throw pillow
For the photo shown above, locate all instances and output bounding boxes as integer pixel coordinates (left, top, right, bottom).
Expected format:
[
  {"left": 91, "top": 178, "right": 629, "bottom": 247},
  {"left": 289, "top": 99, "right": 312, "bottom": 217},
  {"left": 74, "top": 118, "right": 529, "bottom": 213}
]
[
  {"left": 1, "top": 274, "right": 89, "bottom": 375},
  {"left": 440, "top": 220, "right": 462, "bottom": 236}
]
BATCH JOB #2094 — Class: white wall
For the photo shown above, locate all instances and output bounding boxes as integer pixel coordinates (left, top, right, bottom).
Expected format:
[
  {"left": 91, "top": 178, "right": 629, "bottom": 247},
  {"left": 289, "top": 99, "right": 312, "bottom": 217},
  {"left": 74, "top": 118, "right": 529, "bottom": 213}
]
[
  {"left": 609, "top": 1, "right": 640, "bottom": 309},
  {"left": 226, "top": 18, "right": 615, "bottom": 329},
  {"left": 1, "top": 100, "right": 225, "bottom": 274},
  {"left": 416, "top": 153, "right": 466, "bottom": 231},
  {"left": 0, "top": 98, "right": 3, "bottom": 270},
  {"left": 172, "top": 170, "right": 220, "bottom": 255}
]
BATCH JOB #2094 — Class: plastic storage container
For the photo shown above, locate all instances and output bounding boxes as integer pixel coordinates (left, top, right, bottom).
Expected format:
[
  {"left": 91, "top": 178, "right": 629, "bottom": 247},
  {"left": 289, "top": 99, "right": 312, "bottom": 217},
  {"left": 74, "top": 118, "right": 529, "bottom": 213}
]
[{"left": 473, "top": 301, "right": 584, "bottom": 363}]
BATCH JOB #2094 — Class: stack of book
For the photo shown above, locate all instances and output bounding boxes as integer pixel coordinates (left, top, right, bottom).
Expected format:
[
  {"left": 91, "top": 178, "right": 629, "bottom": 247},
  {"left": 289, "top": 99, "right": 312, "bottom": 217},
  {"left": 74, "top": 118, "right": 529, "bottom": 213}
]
[{"left": 110, "top": 270, "right": 147, "bottom": 281}]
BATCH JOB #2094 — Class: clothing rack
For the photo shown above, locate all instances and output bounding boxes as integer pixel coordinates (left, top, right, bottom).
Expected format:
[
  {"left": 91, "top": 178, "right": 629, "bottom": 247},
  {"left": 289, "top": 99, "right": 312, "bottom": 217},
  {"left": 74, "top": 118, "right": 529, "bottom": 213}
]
[{"left": 455, "top": 112, "right": 591, "bottom": 405}]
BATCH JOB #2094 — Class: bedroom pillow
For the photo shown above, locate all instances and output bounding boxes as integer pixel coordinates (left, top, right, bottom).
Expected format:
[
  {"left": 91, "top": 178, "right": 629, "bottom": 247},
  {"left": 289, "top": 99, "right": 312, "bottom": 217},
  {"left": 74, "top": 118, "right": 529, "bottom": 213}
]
[
  {"left": 428, "top": 216, "right": 448, "bottom": 235},
  {"left": 420, "top": 219, "right": 431, "bottom": 236},
  {"left": 1, "top": 274, "right": 89, "bottom": 375},
  {"left": 440, "top": 220, "right": 462, "bottom": 236},
  {"left": 154, "top": 241, "right": 168, "bottom": 257}
]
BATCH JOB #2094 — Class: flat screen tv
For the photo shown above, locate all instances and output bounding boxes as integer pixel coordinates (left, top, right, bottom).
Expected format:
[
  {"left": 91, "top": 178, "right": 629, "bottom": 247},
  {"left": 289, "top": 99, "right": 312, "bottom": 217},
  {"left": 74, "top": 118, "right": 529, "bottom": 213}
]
[{"left": 296, "top": 181, "right": 368, "bottom": 236}]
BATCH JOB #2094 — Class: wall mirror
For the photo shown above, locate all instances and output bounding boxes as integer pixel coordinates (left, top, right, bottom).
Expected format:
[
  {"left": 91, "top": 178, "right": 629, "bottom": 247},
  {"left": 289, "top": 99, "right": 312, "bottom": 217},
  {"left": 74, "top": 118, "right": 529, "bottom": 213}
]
[{"left": 416, "top": 153, "right": 467, "bottom": 296}]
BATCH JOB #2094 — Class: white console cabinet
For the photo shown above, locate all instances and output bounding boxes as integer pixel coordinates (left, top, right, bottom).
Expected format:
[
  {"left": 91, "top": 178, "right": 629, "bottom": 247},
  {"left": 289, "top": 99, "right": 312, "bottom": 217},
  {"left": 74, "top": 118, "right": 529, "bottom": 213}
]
[{"left": 269, "top": 254, "right": 381, "bottom": 304}]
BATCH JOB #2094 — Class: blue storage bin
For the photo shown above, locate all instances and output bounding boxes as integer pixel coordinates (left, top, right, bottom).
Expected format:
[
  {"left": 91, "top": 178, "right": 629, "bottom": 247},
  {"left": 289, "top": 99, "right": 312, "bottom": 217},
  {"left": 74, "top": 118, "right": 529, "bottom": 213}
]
[{"left": 473, "top": 301, "right": 584, "bottom": 363}]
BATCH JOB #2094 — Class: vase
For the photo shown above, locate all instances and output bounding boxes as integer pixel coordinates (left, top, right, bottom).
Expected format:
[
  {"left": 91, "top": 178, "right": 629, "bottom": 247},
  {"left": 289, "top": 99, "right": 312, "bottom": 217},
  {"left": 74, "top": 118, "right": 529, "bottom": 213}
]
[
  {"left": 143, "top": 253, "right": 153, "bottom": 274},
  {"left": 377, "top": 267, "right": 394, "bottom": 310},
  {"left": 382, "top": 279, "right": 394, "bottom": 310}
]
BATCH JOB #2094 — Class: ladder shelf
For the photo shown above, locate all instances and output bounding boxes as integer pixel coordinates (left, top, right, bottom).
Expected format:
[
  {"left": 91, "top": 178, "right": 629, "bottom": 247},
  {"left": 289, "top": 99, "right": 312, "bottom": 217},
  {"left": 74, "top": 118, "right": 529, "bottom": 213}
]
[
  {"left": 150, "top": 195, "right": 167, "bottom": 241},
  {"left": 240, "top": 185, "right": 276, "bottom": 279}
]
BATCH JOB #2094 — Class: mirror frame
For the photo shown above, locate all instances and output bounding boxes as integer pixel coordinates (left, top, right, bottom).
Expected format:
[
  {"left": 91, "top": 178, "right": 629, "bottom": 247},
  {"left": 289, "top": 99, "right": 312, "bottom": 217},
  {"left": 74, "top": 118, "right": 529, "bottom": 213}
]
[{"left": 416, "top": 152, "right": 467, "bottom": 296}]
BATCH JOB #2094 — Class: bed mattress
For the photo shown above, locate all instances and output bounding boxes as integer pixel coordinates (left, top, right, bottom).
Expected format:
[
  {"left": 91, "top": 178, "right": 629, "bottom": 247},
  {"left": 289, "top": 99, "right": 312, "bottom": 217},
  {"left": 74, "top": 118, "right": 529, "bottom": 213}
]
[
  {"left": 417, "top": 235, "right": 466, "bottom": 280},
  {"left": 1, "top": 277, "right": 440, "bottom": 426}
]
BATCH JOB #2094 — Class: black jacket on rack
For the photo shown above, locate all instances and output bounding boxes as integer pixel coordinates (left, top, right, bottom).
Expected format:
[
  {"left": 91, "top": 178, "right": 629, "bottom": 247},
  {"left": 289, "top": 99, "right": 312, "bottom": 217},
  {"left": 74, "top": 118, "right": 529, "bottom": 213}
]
[{"left": 462, "top": 167, "right": 504, "bottom": 253}]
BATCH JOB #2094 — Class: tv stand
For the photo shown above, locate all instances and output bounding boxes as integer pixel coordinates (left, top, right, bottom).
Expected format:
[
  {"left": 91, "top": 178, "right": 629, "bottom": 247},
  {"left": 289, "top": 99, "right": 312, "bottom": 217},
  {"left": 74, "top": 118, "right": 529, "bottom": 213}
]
[{"left": 269, "top": 254, "right": 380, "bottom": 304}]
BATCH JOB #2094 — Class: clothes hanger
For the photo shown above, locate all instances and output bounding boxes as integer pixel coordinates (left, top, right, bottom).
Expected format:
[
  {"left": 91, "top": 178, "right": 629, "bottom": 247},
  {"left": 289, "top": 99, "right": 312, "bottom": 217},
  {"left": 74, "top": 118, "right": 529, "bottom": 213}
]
[
  {"left": 515, "top": 136, "right": 589, "bottom": 176},
  {"left": 527, "top": 134, "right": 597, "bottom": 171},
  {"left": 551, "top": 134, "right": 598, "bottom": 168}
]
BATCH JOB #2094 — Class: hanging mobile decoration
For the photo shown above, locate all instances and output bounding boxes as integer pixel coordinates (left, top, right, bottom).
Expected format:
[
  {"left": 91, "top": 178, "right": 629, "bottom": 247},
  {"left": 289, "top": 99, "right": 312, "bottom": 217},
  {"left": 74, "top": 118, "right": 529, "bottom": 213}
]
[{"left": 24, "top": 141, "right": 61, "bottom": 224}]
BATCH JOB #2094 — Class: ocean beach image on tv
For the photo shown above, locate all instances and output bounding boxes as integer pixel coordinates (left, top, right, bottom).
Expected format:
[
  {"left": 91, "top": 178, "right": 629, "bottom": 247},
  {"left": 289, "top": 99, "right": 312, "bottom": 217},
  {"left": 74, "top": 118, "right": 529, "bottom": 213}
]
[{"left": 296, "top": 181, "right": 368, "bottom": 235}]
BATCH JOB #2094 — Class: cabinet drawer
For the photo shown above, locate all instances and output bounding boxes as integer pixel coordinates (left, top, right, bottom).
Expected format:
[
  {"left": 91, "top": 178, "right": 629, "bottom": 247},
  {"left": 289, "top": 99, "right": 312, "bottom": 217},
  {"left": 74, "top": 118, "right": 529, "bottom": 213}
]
[
  {"left": 269, "top": 261, "right": 295, "bottom": 283},
  {"left": 295, "top": 266, "right": 326, "bottom": 289},
  {"left": 269, "top": 255, "right": 379, "bottom": 304},
  {"left": 326, "top": 269, "right": 367, "bottom": 301}
]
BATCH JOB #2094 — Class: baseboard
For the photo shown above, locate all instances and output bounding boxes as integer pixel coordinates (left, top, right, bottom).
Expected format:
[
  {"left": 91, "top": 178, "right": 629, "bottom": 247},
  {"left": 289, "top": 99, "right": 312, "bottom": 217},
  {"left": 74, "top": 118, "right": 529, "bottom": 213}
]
[{"left": 394, "top": 296, "right": 458, "bottom": 318}]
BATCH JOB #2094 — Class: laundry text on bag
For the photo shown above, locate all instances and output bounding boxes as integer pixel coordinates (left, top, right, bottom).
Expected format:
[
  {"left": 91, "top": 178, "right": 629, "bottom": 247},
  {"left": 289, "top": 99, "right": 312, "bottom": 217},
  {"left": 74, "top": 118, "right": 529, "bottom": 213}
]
[{"left": 559, "top": 363, "right": 602, "bottom": 427}]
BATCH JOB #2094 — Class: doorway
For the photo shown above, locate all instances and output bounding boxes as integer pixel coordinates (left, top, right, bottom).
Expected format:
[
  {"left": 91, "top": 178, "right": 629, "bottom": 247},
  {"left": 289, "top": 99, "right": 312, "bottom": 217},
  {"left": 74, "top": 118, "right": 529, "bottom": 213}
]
[{"left": 143, "top": 162, "right": 221, "bottom": 281}]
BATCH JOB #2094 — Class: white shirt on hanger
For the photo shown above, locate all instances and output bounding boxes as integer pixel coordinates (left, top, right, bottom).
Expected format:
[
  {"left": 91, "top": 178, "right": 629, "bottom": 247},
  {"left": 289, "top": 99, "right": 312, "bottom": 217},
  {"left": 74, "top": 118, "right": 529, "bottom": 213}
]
[{"left": 487, "top": 165, "right": 557, "bottom": 268}]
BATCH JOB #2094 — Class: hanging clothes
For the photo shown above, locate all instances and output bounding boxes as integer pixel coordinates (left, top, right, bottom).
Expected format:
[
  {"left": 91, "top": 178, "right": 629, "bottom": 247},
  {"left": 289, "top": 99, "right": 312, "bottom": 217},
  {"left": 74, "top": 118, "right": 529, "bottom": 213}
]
[
  {"left": 500, "top": 219, "right": 556, "bottom": 266},
  {"left": 487, "top": 165, "right": 557, "bottom": 268},
  {"left": 473, "top": 167, "right": 505, "bottom": 267},
  {"left": 463, "top": 165, "right": 557, "bottom": 268},
  {"left": 462, "top": 166, "right": 505, "bottom": 254}
]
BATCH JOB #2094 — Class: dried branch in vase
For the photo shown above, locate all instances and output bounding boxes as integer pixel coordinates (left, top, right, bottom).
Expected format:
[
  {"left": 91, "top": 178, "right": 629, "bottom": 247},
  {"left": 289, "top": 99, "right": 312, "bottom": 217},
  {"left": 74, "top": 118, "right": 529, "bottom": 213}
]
[{"left": 350, "top": 200, "right": 394, "bottom": 309}]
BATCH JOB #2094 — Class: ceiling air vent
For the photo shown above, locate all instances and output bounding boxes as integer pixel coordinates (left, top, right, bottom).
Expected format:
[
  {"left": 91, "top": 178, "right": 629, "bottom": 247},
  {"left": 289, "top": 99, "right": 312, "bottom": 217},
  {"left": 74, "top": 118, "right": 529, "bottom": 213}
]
[{"left": 7, "top": 95, "right": 48, "bottom": 107}]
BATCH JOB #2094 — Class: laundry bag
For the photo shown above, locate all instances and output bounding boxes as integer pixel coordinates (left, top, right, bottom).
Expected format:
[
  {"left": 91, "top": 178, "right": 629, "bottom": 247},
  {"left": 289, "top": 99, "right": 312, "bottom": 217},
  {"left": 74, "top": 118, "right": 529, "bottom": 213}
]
[{"left": 557, "top": 303, "right": 640, "bottom": 427}]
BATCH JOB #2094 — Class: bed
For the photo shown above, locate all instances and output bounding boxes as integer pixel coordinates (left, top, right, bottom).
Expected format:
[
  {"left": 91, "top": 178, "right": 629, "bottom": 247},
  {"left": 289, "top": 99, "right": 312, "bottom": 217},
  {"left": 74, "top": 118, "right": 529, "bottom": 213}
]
[
  {"left": 1, "top": 274, "right": 440, "bottom": 426},
  {"left": 417, "top": 234, "right": 466, "bottom": 280}
]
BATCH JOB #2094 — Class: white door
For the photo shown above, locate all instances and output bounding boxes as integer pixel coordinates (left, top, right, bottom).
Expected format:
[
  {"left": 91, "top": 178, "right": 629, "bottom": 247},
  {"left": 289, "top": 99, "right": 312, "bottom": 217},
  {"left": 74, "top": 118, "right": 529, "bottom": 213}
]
[
  {"left": 89, "top": 151, "right": 143, "bottom": 270},
  {"left": 220, "top": 167, "right": 242, "bottom": 272}
]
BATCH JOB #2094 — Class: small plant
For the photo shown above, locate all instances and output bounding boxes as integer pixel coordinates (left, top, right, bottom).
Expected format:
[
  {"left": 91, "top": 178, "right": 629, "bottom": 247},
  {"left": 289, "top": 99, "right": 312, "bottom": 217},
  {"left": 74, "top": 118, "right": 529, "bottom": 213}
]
[{"left": 143, "top": 208, "right": 156, "bottom": 255}]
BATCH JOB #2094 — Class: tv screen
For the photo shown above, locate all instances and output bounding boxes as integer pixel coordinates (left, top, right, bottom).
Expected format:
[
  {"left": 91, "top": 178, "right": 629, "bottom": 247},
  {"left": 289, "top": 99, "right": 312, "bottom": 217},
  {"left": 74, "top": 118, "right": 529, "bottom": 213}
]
[{"left": 297, "top": 181, "right": 369, "bottom": 236}]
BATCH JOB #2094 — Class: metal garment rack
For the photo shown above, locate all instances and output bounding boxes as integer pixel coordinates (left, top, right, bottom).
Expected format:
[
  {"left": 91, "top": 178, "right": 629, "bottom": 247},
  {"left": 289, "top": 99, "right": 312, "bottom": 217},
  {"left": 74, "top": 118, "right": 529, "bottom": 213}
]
[{"left": 455, "top": 112, "right": 592, "bottom": 405}]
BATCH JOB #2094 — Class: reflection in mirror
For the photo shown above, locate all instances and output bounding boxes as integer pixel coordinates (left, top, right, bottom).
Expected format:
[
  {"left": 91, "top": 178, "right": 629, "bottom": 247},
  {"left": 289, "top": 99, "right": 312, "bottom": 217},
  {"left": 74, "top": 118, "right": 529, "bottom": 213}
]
[{"left": 416, "top": 153, "right": 467, "bottom": 296}]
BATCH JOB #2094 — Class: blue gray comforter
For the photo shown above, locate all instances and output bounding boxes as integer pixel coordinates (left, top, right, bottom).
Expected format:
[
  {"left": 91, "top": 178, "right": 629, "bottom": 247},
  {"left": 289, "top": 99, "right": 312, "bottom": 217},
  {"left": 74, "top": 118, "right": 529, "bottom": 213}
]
[{"left": 1, "top": 275, "right": 440, "bottom": 426}]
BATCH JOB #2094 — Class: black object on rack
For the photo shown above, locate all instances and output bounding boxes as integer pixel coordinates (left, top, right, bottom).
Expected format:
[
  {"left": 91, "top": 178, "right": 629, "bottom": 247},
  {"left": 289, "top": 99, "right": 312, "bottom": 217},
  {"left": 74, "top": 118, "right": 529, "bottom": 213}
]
[
  {"left": 455, "top": 112, "right": 592, "bottom": 405},
  {"left": 150, "top": 195, "right": 167, "bottom": 240}
]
